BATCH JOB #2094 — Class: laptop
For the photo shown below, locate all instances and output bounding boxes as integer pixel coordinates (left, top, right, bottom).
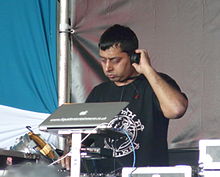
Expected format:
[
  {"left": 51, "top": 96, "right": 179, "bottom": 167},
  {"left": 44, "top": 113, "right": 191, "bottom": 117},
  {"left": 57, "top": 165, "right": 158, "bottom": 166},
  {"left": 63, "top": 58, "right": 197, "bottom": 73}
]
[{"left": 39, "top": 102, "right": 128, "bottom": 132}]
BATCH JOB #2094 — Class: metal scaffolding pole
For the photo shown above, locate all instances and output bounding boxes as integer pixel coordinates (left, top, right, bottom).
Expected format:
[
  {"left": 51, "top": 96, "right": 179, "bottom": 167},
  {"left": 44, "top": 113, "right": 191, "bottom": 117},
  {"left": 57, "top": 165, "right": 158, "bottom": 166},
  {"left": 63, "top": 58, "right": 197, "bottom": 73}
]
[
  {"left": 58, "top": 0, "right": 70, "bottom": 106},
  {"left": 58, "top": 2, "right": 81, "bottom": 177}
]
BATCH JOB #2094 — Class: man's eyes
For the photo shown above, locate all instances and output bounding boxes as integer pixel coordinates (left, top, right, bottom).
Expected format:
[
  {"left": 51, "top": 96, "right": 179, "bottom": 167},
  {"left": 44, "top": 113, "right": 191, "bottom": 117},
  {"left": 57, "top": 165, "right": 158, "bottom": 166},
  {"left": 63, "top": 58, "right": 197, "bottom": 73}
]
[
  {"left": 111, "top": 58, "right": 121, "bottom": 63},
  {"left": 100, "top": 58, "right": 121, "bottom": 64}
]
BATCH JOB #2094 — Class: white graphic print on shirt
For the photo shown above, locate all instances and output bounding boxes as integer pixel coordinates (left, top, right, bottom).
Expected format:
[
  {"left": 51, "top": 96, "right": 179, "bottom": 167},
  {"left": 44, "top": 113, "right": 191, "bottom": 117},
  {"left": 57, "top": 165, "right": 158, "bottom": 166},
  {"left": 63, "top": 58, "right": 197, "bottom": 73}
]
[{"left": 104, "top": 108, "right": 144, "bottom": 157}]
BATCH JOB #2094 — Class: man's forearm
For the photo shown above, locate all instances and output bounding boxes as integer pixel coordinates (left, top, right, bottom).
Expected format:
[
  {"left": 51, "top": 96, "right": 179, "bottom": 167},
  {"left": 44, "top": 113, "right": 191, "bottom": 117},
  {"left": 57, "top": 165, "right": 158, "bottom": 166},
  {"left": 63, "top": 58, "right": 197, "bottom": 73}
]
[{"left": 143, "top": 67, "right": 188, "bottom": 119}]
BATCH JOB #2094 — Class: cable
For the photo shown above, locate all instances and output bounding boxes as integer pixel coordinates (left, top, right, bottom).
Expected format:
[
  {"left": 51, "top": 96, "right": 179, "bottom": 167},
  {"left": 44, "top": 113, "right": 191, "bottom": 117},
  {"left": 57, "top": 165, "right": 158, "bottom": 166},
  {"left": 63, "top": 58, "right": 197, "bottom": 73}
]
[
  {"left": 124, "top": 127, "right": 138, "bottom": 177},
  {"left": 81, "top": 122, "right": 109, "bottom": 144},
  {"left": 48, "top": 123, "right": 109, "bottom": 167},
  {"left": 48, "top": 151, "right": 71, "bottom": 167},
  {"left": 129, "top": 167, "right": 138, "bottom": 177},
  {"left": 122, "top": 129, "right": 136, "bottom": 168},
  {"left": 131, "top": 82, "right": 140, "bottom": 100},
  {"left": 109, "top": 129, "right": 136, "bottom": 176}
]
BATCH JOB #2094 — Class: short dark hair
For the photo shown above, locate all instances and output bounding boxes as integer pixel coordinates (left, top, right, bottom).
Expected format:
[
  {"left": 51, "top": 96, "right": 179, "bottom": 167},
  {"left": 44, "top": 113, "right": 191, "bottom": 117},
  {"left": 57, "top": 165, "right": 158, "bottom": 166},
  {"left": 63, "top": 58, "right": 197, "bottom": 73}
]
[{"left": 98, "top": 24, "right": 139, "bottom": 54}]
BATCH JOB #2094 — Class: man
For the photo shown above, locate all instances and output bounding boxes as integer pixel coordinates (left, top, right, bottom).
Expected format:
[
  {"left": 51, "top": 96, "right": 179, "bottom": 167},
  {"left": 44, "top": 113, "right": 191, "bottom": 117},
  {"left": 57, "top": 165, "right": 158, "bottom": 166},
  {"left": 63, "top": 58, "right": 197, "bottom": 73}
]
[{"left": 84, "top": 24, "right": 188, "bottom": 173}]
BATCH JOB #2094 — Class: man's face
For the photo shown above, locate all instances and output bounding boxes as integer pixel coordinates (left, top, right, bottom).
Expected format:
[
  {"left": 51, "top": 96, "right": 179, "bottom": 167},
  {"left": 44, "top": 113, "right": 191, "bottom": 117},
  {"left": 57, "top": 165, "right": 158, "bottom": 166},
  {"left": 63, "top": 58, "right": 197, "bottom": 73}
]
[{"left": 99, "top": 46, "right": 137, "bottom": 85}]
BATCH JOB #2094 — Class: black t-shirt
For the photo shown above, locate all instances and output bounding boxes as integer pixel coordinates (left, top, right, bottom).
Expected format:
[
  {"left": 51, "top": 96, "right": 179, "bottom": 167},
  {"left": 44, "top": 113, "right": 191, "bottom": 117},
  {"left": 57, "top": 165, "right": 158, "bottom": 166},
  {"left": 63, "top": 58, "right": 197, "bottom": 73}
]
[{"left": 83, "top": 74, "right": 182, "bottom": 173}]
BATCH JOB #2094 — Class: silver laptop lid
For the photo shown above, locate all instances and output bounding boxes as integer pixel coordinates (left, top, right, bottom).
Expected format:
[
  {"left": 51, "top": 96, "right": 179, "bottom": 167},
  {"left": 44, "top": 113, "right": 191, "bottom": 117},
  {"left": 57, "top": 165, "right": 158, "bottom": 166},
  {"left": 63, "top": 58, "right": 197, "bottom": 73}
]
[{"left": 39, "top": 102, "right": 128, "bottom": 131}]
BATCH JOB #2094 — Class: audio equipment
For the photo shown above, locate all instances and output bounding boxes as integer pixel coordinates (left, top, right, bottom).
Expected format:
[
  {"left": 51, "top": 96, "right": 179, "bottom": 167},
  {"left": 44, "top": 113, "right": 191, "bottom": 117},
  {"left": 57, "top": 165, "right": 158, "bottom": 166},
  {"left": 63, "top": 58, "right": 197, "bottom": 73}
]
[
  {"left": 122, "top": 166, "right": 192, "bottom": 177},
  {"left": 130, "top": 53, "right": 140, "bottom": 64}
]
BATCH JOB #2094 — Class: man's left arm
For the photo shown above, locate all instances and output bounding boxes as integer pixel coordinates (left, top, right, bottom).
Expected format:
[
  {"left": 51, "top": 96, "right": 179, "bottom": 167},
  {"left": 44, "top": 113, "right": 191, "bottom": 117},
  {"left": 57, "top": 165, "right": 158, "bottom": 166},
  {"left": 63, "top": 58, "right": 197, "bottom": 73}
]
[{"left": 132, "top": 49, "right": 188, "bottom": 119}]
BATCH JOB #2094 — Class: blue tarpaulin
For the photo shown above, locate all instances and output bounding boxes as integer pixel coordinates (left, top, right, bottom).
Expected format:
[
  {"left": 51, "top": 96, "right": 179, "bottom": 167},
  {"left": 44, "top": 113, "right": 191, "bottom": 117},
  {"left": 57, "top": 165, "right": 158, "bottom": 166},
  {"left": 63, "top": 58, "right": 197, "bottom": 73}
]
[
  {"left": 0, "top": 0, "right": 57, "bottom": 114},
  {"left": 0, "top": 0, "right": 58, "bottom": 149}
]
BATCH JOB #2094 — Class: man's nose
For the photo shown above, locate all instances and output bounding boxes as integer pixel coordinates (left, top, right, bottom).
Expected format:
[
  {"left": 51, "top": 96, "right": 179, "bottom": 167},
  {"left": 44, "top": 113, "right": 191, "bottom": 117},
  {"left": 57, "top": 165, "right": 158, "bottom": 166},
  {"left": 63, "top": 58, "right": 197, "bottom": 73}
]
[{"left": 105, "top": 60, "right": 113, "bottom": 72}]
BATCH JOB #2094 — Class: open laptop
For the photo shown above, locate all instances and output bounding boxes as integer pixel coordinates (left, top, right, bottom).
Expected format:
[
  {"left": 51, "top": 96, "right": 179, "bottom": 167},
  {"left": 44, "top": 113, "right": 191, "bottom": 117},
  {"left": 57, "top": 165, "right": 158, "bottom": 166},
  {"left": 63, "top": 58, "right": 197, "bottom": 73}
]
[{"left": 39, "top": 102, "right": 128, "bottom": 132}]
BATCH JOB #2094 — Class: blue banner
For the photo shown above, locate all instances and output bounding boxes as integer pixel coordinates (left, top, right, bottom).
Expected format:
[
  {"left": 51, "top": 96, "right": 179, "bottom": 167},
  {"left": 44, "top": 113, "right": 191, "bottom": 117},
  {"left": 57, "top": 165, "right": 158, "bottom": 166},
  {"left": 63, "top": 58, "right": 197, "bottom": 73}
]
[{"left": 0, "top": 0, "right": 57, "bottom": 113}]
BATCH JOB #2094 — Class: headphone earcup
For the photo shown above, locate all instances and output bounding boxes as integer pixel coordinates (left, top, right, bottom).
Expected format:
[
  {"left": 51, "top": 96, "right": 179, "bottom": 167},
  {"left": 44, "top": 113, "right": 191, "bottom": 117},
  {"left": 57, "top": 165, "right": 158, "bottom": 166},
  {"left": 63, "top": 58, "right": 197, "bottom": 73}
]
[{"left": 130, "top": 53, "right": 140, "bottom": 64}]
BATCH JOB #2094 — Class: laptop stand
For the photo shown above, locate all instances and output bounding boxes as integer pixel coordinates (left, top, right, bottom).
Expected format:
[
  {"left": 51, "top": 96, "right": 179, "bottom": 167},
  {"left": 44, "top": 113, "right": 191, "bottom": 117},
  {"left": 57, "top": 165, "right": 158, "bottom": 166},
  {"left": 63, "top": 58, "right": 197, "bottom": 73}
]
[{"left": 58, "top": 128, "right": 126, "bottom": 177}]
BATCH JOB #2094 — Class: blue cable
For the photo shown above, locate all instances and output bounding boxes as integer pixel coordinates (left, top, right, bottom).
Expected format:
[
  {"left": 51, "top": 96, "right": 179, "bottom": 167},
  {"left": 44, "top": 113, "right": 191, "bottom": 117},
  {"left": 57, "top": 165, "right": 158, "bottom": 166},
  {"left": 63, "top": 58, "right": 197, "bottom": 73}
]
[{"left": 122, "top": 129, "right": 136, "bottom": 167}]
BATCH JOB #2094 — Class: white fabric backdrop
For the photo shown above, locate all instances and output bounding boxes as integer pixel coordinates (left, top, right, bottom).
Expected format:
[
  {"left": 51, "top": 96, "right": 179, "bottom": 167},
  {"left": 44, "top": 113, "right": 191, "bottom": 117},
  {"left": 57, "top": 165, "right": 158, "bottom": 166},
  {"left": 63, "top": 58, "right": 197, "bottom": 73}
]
[{"left": 0, "top": 105, "right": 59, "bottom": 150}]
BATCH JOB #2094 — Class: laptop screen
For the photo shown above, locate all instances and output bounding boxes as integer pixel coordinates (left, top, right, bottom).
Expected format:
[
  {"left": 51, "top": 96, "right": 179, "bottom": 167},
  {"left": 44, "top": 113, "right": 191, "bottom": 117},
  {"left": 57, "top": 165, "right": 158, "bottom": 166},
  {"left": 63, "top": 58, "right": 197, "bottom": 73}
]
[{"left": 39, "top": 102, "right": 128, "bottom": 131}]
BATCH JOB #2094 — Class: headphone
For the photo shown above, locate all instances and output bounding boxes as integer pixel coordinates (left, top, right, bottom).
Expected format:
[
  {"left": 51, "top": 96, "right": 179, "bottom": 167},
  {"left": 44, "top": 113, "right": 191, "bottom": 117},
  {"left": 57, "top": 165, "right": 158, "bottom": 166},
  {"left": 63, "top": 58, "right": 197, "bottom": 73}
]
[{"left": 130, "top": 53, "right": 140, "bottom": 64}]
